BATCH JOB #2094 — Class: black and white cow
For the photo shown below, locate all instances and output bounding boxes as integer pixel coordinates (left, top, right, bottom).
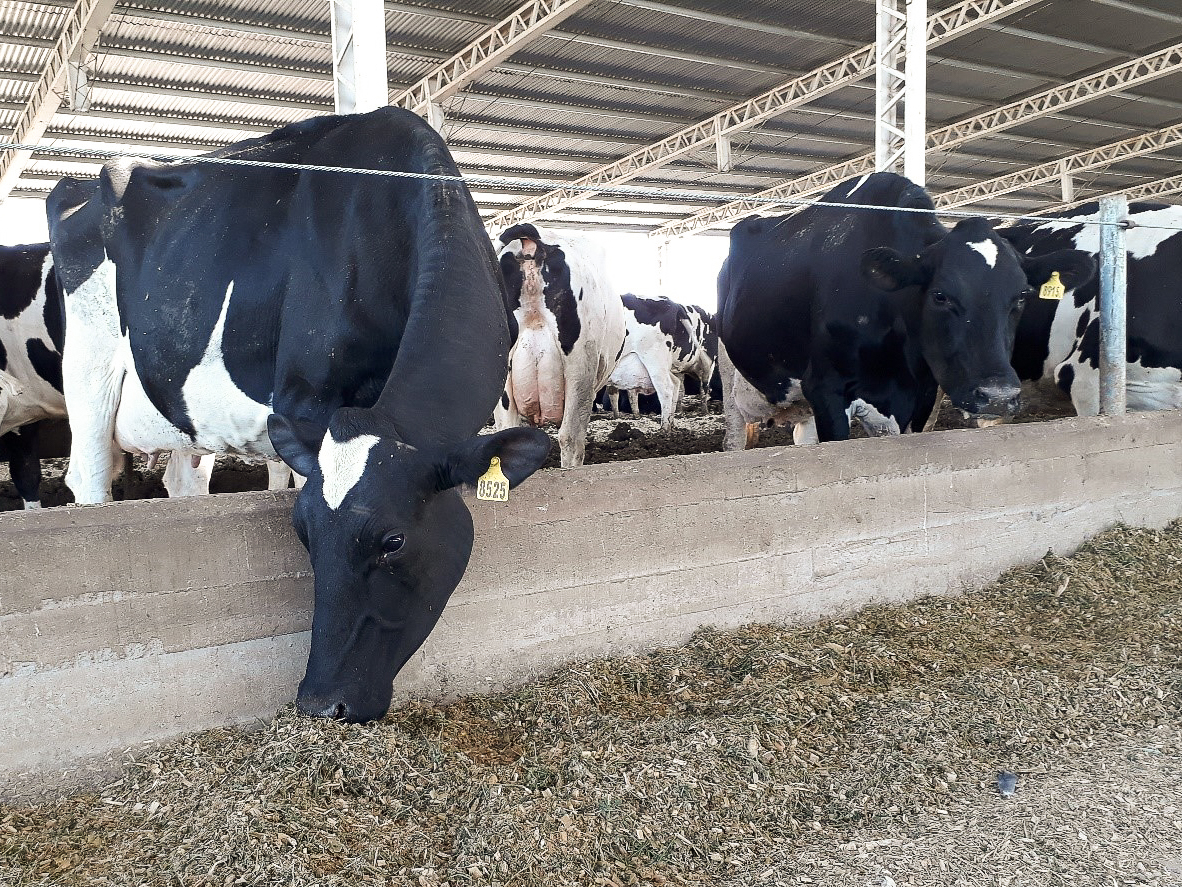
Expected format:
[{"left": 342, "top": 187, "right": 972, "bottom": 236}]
[
  {"left": 717, "top": 172, "right": 1095, "bottom": 448},
  {"left": 1000, "top": 202, "right": 1182, "bottom": 415},
  {"left": 0, "top": 242, "right": 65, "bottom": 508},
  {"left": 47, "top": 108, "right": 551, "bottom": 723},
  {"left": 605, "top": 294, "right": 712, "bottom": 429},
  {"left": 495, "top": 223, "right": 626, "bottom": 466},
  {"left": 682, "top": 303, "right": 718, "bottom": 409}
]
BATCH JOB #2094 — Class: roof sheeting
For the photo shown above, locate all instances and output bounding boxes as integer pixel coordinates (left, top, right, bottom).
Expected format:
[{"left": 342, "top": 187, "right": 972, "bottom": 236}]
[{"left": 0, "top": 0, "right": 1180, "bottom": 233}]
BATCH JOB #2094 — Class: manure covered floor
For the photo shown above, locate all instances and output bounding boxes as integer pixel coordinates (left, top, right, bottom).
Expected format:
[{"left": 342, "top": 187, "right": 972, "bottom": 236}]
[{"left": 3, "top": 522, "right": 1181, "bottom": 887}]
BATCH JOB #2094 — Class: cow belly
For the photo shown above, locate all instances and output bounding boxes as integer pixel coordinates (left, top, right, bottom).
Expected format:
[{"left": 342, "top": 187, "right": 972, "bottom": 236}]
[
  {"left": 0, "top": 377, "right": 65, "bottom": 436},
  {"left": 609, "top": 353, "right": 655, "bottom": 394},
  {"left": 511, "top": 328, "right": 565, "bottom": 425}
]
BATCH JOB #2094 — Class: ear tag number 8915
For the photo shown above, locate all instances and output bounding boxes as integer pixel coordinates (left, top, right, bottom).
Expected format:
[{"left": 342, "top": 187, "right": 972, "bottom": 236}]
[
  {"left": 476, "top": 456, "right": 509, "bottom": 502},
  {"left": 1038, "top": 271, "right": 1065, "bottom": 301}
]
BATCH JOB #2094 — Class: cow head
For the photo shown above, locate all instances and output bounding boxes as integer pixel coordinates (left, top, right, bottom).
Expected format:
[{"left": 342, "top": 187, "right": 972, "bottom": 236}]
[
  {"left": 269, "top": 408, "right": 551, "bottom": 723},
  {"left": 861, "top": 218, "right": 1095, "bottom": 419},
  {"left": 496, "top": 222, "right": 574, "bottom": 309}
]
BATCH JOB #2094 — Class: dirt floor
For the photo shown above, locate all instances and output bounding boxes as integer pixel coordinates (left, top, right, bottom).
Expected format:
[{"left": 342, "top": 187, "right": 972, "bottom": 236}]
[
  {"left": 0, "top": 382, "right": 1078, "bottom": 510},
  {"left": 2, "top": 522, "right": 1180, "bottom": 886}
]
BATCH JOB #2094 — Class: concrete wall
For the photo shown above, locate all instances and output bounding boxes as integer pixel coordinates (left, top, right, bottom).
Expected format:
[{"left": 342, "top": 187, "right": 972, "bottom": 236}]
[{"left": 3, "top": 412, "right": 1181, "bottom": 798}]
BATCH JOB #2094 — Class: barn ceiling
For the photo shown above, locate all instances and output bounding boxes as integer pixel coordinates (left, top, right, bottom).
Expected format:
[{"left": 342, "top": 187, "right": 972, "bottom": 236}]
[{"left": 1, "top": 0, "right": 1181, "bottom": 236}]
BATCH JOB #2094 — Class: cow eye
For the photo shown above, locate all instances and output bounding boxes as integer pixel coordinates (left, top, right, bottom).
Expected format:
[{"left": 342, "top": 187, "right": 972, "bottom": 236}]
[
  {"left": 931, "top": 291, "right": 949, "bottom": 305},
  {"left": 377, "top": 533, "right": 405, "bottom": 569}
]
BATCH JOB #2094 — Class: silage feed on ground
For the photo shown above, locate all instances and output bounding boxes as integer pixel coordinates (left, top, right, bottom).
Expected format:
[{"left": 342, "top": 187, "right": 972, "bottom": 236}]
[{"left": 3, "top": 522, "right": 1181, "bottom": 887}]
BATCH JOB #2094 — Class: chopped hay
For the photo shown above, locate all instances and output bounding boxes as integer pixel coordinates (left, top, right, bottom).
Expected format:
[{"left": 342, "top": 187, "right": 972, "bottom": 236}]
[{"left": 3, "top": 522, "right": 1181, "bottom": 886}]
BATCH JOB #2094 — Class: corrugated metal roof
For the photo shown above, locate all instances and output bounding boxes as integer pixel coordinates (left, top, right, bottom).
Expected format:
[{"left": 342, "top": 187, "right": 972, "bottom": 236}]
[{"left": 2, "top": 0, "right": 1182, "bottom": 232}]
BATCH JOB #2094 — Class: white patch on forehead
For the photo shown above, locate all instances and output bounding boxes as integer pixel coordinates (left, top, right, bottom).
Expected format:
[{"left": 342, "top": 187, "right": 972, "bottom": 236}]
[
  {"left": 967, "top": 239, "right": 998, "bottom": 268},
  {"left": 319, "top": 431, "right": 380, "bottom": 510}
]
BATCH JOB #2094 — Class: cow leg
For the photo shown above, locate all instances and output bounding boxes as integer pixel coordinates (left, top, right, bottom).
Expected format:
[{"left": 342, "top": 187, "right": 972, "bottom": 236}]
[
  {"left": 267, "top": 460, "right": 293, "bottom": 490},
  {"left": 802, "top": 373, "right": 851, "bottom": 442},
  {"left": 492, "top": 371, "right": 522, "bottom": 430},
  {"left": 607, "top": 387, "right": 621, "bottom": 419},
  {"left": 641, "top": 359, "right": 680, "bottom": 433},
  {"left": 628, "top": 389, "right": 641, "bottom": 417},
  {"left": 792, "top": 417, "right": 819, "bottom": 446},
  {"left": 718, "top": 339, "right": 751, "bottom": 451},
  {"left": 163, "top": 451, "right": 215, "bottom": 497},
  {"left": 557, "top": 375, "right": 596, "bottom": 468},
  {"left": 7, "top": 426, "right": 43, "bottom": 509},
  {"left": 63, "top": 268, "right": 125, "bottom": 505}
]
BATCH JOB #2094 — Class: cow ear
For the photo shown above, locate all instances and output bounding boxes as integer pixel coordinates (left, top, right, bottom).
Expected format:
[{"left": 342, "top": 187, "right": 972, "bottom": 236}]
[
  {"left": 861, "top": 247, "right": 929, "bottom": 292},
  {"left": 438, "top": 427, "right": 552, "bottom": 492},
  {"left": 268, "top": 414, "right": 321, "bottom": 479},
  {"left": 1021, "top": 249, "right": 1096, "bottom": 293}
]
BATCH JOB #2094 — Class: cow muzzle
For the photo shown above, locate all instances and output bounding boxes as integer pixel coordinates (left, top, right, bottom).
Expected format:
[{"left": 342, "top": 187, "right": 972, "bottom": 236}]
[{"left": 966, "top": 384, "right": 1021, "bottom": 419}]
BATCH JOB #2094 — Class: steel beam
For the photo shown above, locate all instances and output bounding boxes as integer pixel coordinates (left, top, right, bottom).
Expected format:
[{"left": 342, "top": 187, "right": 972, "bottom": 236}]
[
  {"left": 935, "top": 122, "right": 1182, "bottom": 208},
  {"left": 391, "top": 0, "right": 597, "bottom": 118},
  {"left": 1053, "top": 170, "right": 1182, "bottom": 210},
  {"left": 489, "top": 0, "right": 1043, "bottom": 230},
  {"left": 904, "top": 0, "right": 928, "bottom": 185},
  {"left": 875, "top": 0, "right": 906, "bottom": 173},
  {"left": 329, "top": 0, "right": 389, "bottom": 113},
  {"left": 652, "top": 36, "right": 1182, "bottom": 238},
  {"left": 0, "top": 0, "right": 118, "bottom": 202}
]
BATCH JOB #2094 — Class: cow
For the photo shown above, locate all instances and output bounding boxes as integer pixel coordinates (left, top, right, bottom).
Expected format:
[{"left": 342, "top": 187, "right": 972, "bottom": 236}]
[
  {"left": 682, "top": 303, "right": 718, "bottom": 411},
  {"left": 47, "top": 107, "right": 551, "bottom": 723},
  {"left": 604, "top": 294, "right": 712, "bottom": 430},
  {"left": 717, "top": 172, "right": 1096, "bottom": 448},
  {"left": 999, "top": 201, "right": 1182, "bottom": 416},
  {"left": 494, "top": 223, "right": 626, "bottom": 467},
  {"left": 0, "top": 242, "right": 65, "bottom": 508}
]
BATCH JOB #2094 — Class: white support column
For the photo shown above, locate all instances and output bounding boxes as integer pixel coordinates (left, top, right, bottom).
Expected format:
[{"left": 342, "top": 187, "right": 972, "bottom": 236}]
[
  {"left": 1098, "top": 195, "right": 1128, "bottom": 416},
  {"left": 329, "top": 0, "right": 388, "bottom": 114},
  {"left": 656, "top": 240, "right": 668, "bottom": 296},
  {"left": 903, "top": 0, "right": 927, "bottom": 186},
  {"left": 1059, "top": 159, "right": 1074, "bottom": 203},
  {"left": 875, "top": 0, "right": 907, "bottom": 173},
  {"left": 716, "top": 131, "right": 733, "bottom": 173}
]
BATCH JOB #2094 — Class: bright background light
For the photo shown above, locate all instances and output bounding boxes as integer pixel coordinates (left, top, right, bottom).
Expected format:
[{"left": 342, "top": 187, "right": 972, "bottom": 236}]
[{"left": 0, "top": 197, "right": 730, "bottom": 312}]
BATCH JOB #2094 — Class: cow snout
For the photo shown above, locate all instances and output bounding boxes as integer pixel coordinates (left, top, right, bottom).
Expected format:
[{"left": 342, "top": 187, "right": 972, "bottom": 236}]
[
  {"left": 970, "top": 384, "right": 1021, "bottom": 418},
  {"left": 296, "top": 694, "right": 353, "bottom": 721}
]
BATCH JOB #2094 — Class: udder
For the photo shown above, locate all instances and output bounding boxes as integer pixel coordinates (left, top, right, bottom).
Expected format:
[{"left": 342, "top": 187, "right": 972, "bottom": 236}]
[
  {"left": 608, "top": 353, "right": 655, "bottom": 394},
  {"left": 511, "top": 328, "right": 566, "bottom": 425}
]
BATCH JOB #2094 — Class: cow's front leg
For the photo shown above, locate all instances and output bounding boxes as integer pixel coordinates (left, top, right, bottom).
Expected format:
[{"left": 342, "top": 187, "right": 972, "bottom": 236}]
[
  {"left": 63, "top": 356, "right": 123, "bottom": 504},
  {"left": 6, "top": 426, "right": 43, "bottom": 508},
  {"left": 802, "top": 372, "right": 851, "bottom": 442}
]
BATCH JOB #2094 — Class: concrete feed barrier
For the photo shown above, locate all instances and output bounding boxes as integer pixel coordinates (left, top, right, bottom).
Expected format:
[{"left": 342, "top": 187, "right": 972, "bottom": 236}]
[{"left": 3, "top": 412, "right": 1181, "bottom": 797}]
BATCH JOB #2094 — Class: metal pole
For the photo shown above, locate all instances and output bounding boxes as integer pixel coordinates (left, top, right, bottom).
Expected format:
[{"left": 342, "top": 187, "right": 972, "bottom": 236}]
[
  {"left": 329, "top": 0, "right": 388, "bottom": 114},
  {"left": 903, "top": 0, "right": 927, "bottom": 185},
  {"left": 875, "top": 0, "right": 906, "bottom": 172},
  {"left": 1098, "top": 194, "right": 1128, "bottom": 415}
]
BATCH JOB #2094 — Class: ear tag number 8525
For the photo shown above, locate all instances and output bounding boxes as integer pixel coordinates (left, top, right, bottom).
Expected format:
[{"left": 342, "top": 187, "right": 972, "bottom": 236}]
[{"left": 476, "top": 456, "right": 509, "bottom": 502}]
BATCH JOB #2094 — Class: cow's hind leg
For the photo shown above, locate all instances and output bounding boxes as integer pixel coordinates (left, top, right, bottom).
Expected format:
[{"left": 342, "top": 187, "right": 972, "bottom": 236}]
[
  {"left": 557, "top": 373, "right": 597, "bottom": 468},
  {"left": 639, "top": 355, "right": 680, "bottom": 432},
  {"left": 718, "top": 340, "right": 750, "bottom": 451}
]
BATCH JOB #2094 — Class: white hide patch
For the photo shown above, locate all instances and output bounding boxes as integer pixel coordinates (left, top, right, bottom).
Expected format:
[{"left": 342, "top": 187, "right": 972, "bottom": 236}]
[
  {"left": 319, "top": 430, "right": 379, "bottom": 510},
  {"left": 1034, "top": 206, "right": 1182, "bottom": 260},
  {"left": 967, "top": 239, "right": 998, "bottom": 268},
  {"left": 181, "top": 281, "right": 275, "bottom": 456}
]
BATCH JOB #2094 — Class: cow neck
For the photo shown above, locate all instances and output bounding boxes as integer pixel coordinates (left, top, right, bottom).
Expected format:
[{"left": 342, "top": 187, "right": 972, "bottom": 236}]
[{"left": 369, "top": 175, "right": 510, "bottom": 453}]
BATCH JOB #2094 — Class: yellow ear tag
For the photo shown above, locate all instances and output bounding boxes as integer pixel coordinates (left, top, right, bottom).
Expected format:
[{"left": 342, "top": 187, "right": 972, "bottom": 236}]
[
  {"left": 476, "top": 456, "right": 509, "bottom": 502},
  {"left": 1038, "top": 271, "right": 1065, "bottom": 301}
]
